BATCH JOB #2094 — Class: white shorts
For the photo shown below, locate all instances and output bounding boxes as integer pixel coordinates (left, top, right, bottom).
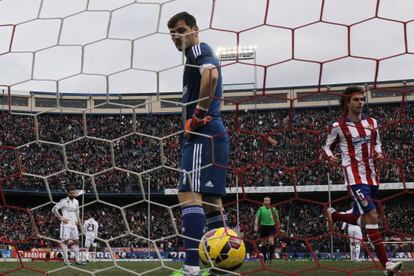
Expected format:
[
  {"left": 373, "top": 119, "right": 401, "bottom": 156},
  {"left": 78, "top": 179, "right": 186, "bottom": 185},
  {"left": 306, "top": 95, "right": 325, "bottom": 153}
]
[
  {"left": 60, "top": 224, "right": 79, "bottom": 241},
  {"left": 348, "top": 226, "right": 363, "bottom": 242},
  {"left": 85, "top": 236, "right": 97, "bottom": 247}
]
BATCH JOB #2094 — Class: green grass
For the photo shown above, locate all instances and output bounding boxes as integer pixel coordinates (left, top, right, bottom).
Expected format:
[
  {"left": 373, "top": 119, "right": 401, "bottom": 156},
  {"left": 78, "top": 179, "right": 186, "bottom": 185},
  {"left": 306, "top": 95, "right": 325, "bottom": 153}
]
[{"left": 0, "top": 260, "right": 413, "bottom": 275}]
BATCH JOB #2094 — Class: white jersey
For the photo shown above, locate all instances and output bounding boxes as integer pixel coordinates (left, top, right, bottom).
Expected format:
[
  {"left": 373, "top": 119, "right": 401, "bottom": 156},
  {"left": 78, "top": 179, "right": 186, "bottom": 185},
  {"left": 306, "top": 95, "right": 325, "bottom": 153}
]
[
  {"left": 323, "top": 116, "right": 382, "bottom": 186},
  {"left": 83, "top": 218, "right": 99, "bottom": 238},
  {"left": 52, "top": 197, "right": 79, "bottom": 228}
]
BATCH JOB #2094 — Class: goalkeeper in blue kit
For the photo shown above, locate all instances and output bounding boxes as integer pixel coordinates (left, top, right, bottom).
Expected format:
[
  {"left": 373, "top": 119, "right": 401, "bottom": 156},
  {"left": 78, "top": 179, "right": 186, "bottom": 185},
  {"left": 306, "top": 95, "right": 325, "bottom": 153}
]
[{"left": 168, "top": 11, "right": 229, "bottom": 276}]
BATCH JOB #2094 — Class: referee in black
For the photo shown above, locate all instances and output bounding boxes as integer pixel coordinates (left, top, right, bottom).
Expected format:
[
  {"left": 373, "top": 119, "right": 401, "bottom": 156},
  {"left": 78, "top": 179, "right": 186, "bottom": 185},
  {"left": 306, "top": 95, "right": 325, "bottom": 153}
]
[{"left": 254, "top": 196, "right": 280, "bottom": 263}]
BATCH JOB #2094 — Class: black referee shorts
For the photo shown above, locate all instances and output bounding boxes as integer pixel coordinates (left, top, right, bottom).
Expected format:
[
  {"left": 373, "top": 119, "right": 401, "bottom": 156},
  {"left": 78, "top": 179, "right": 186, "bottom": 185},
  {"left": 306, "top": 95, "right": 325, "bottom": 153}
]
[{"left": 259, "top": 225, "right": 276, "bottom": 238}]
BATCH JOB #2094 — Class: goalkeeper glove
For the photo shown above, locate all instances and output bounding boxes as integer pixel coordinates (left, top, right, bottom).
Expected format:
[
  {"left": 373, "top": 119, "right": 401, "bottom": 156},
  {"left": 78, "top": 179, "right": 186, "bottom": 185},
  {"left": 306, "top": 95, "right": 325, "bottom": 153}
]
[{"left": 184, "top": 106, "right": 212, "bottom": 139}]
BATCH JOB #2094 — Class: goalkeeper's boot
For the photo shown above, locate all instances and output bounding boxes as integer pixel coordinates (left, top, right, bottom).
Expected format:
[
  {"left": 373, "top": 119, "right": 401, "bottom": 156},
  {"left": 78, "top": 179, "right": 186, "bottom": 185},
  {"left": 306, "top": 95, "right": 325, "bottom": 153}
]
[
  {"left": 170, "top": 268, "right": 186, "bottom": 276},
  {"left": 384, "top": 261, "right": 403, "bottom": 276},
  {"left": 170, "top": 269, "right": 184, "bottom": 276},
  {"left": 171, "top": 266, "right": 202, "bottom": 276}
]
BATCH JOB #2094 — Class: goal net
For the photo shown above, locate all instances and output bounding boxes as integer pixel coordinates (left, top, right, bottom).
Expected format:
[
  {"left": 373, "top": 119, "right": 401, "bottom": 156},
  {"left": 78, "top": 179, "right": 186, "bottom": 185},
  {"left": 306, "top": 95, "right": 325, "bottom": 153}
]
[{"left": 1, "top": 0, "right": 414, "bottom": 275}]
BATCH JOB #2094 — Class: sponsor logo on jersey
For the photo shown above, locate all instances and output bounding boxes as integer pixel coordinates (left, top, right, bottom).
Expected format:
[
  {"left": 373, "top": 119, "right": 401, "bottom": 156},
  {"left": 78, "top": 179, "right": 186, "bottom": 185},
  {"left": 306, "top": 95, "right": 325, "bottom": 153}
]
[{"left": 352, "top": 135, "right": 371, "bottom": 145}]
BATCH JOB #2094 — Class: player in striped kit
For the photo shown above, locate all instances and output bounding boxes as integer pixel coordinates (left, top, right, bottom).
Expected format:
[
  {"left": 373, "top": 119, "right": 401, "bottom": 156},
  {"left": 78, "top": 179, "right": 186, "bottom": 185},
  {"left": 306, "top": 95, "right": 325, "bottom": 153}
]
[{"left": 323, "top": 86, "right": 403, "bottom": 275}]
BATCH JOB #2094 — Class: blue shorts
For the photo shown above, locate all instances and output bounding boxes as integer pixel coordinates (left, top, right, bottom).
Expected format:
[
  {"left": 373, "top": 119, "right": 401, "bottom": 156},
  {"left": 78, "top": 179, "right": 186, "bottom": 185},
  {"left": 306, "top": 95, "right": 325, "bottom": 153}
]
[
  {"left": 351, "top": 184, "right": 379, "bottom": 215},
  {"left": 178, "top": 133, "right": 229, "bottom": 196}
]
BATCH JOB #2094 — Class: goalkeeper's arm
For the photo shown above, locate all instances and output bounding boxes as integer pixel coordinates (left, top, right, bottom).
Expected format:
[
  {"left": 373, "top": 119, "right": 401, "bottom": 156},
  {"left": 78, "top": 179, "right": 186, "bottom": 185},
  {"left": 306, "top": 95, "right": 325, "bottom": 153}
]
[
  {"left": 197, "top": 64, "right": 218, "bottom": 110},
  {"left": 184, "top": 65, "right": 218, "bottom": 139}
]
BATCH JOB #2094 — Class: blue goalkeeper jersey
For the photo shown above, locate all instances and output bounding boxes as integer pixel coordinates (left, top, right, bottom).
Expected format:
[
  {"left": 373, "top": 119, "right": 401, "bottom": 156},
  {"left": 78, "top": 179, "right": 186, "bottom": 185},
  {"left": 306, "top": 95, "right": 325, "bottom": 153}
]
[
  {"left": 183, "top": 42, "right": 223, "bottom": 117},
  {"left": 179, "top": 42, "right": 228, "bottom": 196},
  {"left": 183, "top": 42, "right": 226, "bottom": 138}
]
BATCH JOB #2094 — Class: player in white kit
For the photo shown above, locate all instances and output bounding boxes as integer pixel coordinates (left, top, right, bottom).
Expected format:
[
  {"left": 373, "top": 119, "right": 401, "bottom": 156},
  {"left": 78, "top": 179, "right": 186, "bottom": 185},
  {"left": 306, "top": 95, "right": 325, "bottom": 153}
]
[
  {"left": 83, "top": 217, "right": 99, "bottom": 262},
  {"left": 52, "top": 186, "right": 82, "bottom": 265},
  {"left": 341, "top": 207, "right": 363, "bottom": 262}
]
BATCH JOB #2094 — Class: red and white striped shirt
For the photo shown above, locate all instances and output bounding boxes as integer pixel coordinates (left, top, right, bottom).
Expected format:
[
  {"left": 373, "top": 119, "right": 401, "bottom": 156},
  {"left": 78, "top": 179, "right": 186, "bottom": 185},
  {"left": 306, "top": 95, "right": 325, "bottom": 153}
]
[{"left": 323, "top": 116, "right": 382, "bottom": 186}]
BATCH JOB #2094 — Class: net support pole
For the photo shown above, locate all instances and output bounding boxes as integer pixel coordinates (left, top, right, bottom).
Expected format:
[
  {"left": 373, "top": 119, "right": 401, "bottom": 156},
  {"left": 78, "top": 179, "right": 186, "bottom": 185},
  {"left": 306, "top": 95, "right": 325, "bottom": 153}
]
[
  {"left": 147, "top": 176, "right": 151, "bottom": 258},
  {"left": 253, "top": 49, "right": 258, "bottom": 117},
  {"left": 236, "top": 174, "right": 240, "bottom": 236},
  {"left": 328, "top": 172, "right": 334, "bottom": 259}
]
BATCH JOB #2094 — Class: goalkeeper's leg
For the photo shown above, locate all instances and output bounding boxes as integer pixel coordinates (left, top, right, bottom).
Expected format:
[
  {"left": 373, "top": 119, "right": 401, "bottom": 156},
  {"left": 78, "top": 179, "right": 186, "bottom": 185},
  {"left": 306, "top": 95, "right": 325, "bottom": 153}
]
[
  {"left": 178, "top": 192, "right": 206, "bottom": 275},
  {"left": 175, "top": 133, "right": 228, "bottom": 275},
  {"left": 203, "top": 196, "right": 227, "bottom": 231}
]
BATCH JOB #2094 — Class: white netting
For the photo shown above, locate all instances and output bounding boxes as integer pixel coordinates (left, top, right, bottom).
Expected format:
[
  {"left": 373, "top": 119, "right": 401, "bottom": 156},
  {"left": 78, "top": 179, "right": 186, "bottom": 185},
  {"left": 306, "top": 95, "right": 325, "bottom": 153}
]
[{"left": 1, "top": 0, "right": 414, "bottom": 275}]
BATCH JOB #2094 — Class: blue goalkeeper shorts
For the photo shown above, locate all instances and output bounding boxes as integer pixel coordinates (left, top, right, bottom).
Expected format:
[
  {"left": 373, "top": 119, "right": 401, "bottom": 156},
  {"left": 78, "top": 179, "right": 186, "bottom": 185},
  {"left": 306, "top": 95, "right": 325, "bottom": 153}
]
[{"left": 178, "top": 130, "right": 229, "bottom": 196}]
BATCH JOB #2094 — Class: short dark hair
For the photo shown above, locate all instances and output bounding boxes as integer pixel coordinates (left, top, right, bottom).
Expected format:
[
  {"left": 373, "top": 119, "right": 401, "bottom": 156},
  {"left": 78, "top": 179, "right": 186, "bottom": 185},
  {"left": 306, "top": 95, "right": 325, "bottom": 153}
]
[
  {"left": 67, "top": 185, "right": 76, "bottom": 192},
  {"left": 167, "top": 12, "right": 197, "bottom": 29},
  {"left": 339, "top": 86, "right": 364, "bottom": 110}
]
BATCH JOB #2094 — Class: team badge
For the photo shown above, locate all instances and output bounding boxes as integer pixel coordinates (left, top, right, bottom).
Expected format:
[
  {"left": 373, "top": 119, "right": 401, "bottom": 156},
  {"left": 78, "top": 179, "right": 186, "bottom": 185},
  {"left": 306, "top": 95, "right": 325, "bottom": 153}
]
[{"left": 361, "top": 199, "right": 369, "bottom": 207}]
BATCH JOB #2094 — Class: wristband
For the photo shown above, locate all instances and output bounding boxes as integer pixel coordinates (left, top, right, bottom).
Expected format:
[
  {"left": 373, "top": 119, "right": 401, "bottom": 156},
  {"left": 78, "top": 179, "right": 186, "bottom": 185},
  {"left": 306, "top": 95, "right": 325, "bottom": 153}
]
[{"left": 193, "top": 106, "right": 207, "bottom": 119}]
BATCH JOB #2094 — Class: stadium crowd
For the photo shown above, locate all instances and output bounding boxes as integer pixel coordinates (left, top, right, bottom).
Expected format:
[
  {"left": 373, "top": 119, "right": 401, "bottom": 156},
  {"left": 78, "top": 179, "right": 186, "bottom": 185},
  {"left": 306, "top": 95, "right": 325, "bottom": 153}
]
[
  {"left": 1, "top": 197, "right": 413, "bottom": 255},
  {"left": 1, "top": 102, "right": 413, "bottom": 192},
  {"left": 1, "top": 100, "right": 413, "bottom": 257}
]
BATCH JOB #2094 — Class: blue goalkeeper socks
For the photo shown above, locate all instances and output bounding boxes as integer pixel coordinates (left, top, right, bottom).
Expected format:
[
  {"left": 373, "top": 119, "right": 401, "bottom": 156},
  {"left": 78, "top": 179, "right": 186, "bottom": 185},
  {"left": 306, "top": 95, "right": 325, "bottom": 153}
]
[
  {"left": 206, "top": 210, "right": 227, "bottom": 231},
  {"left": 182, "top": 205, "right": 205, "bottom": 267}
]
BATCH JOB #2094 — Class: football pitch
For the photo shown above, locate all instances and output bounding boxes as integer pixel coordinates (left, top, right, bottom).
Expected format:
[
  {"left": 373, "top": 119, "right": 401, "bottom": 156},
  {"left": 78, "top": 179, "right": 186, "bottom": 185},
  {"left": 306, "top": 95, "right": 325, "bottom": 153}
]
[{"left": 0, "top": 260, "right": 413, "bottom": 275}]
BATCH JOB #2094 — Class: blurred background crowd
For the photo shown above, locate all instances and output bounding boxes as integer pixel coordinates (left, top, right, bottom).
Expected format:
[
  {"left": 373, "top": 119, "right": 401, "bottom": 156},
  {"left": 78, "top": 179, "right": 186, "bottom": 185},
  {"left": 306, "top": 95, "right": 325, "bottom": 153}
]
[{"left": 0, "top": 101, "right": 413, "bottom": 256}]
